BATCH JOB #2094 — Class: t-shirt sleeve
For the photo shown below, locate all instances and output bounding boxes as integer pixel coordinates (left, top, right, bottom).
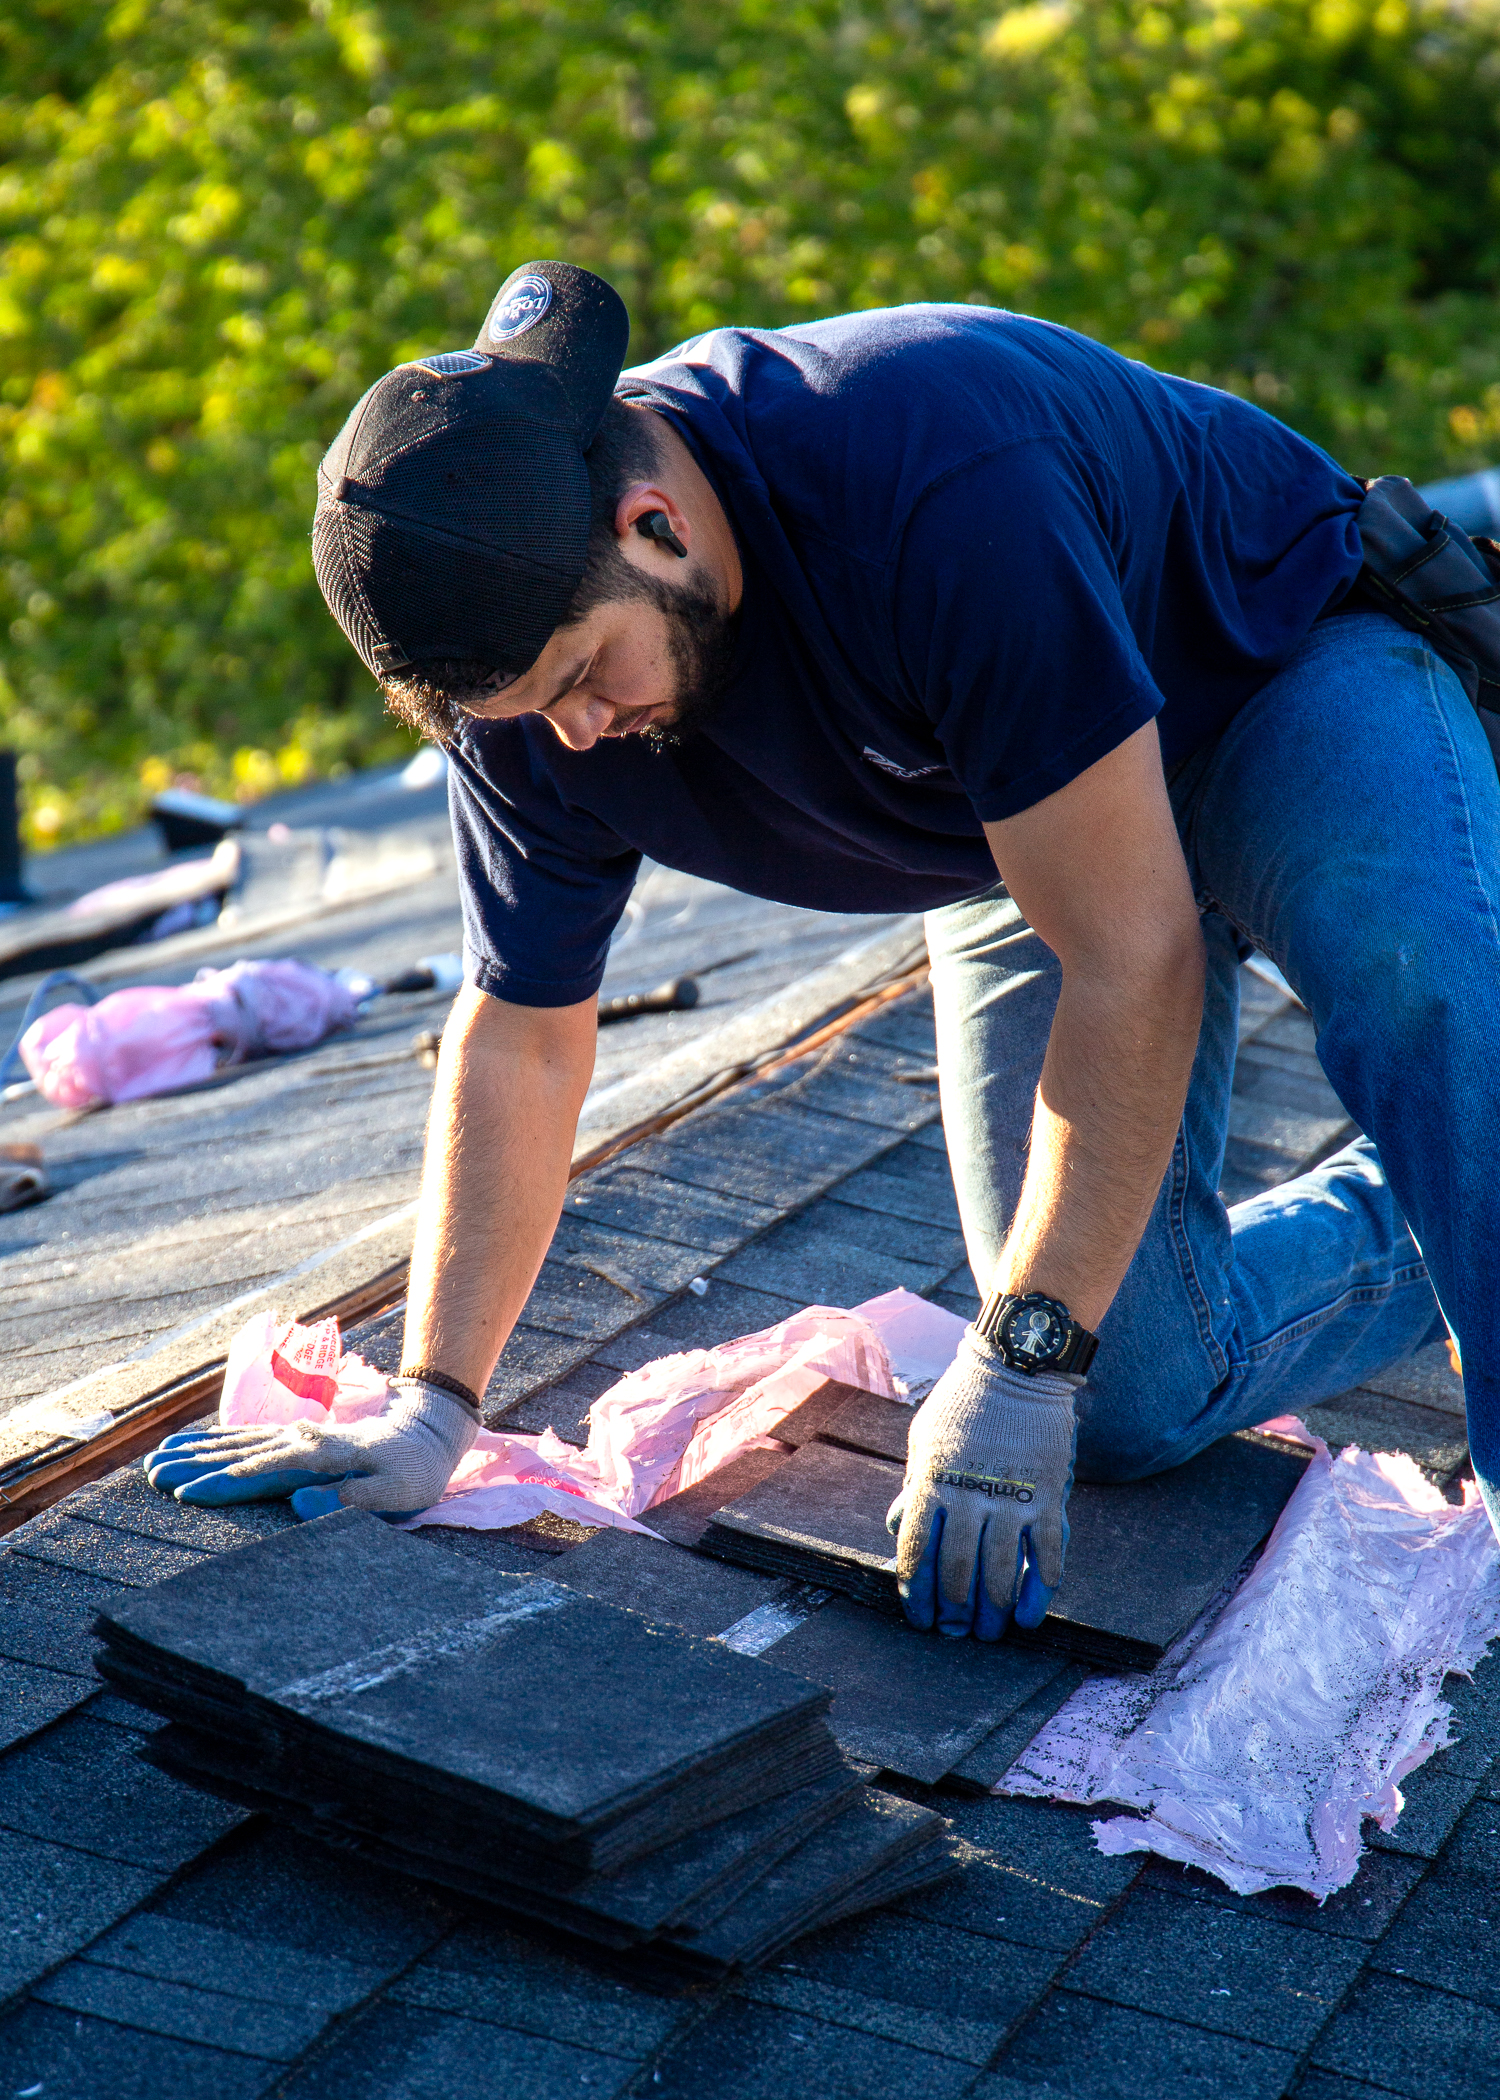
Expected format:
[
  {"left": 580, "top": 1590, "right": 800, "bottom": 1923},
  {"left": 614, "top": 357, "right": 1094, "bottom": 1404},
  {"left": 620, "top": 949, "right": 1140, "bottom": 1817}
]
[
  {"left": 893, "top": 439, "right": 1164, "bottom": 821},
  {"left": 447, "top": 720, "right": 642, "bottom": 1007}
]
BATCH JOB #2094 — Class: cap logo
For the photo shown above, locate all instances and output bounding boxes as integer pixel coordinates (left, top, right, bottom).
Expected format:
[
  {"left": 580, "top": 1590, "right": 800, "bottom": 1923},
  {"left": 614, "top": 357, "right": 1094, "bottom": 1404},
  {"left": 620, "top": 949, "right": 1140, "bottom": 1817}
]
[{"left": 488, "top": 272, "right": 552, "bottom": 344}]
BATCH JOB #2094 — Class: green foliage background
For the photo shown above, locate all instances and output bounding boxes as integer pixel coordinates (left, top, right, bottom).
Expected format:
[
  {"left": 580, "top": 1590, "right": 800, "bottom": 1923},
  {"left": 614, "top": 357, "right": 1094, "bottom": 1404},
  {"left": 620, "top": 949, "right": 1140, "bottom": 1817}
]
[{"left": 4, "top": 0, "right": 1500, "bottom": 843}]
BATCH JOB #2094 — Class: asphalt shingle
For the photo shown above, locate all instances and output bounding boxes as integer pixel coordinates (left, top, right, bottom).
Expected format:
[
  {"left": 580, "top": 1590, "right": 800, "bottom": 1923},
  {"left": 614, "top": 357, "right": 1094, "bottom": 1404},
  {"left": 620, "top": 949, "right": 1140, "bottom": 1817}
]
[
  {"left": 0, "top": 1554, "right": 125, "bottom": 1676},
  {"left": 0, "top": 2001, "right": 277, "bottom": 2100},
  {"left": 1292, "top": 2073, "right": 1405, "bottom": 2100},
  {"left": 0, "top": 1714, "right": 244, "bottom": 1871},
  {"left": 64, "top": 1470, "right": 296, "bottom": 1555},
  {"left": 391, "top": 1916, "right": 684, "bottom": 2057},
  {"left": 786, "top": 1051, "right": 941, "bottom": 1133},
  {"left": 1438, "top": 1651, "right": 1500, "bottom": 1779},
  {"left": 564, "top": 1166, "right": 777, "bottom": 1253},
  {"left": 32, "top": 1958, "right": 331, "bottom": 2062},
  {"left": 650, "top": 1995, "right": 976, "bottom": 2100},
  {"left": 277, "top": 2000, "right": 641, "bottom": 2099},
  {"left": 1366, "top": 1754, "right": 1484, "bottom": 1860},
  {"left": 5, "top": 1512, "right": 211, "bottom": 1589},
  {"left": 1371, "top": 1798, "right": 1500, "bottom": 2007},
  {"left": 1137, "top": 1847, "right": 1426, "bottom": 1943},
  {"left": 0, "top": 1827, "right": 161, "bottom": 2002},
  {"left": 80, "top": 1907, "right": 388, "bottom": 2017},
  {"left": 739, "top": 1967, "right": 1008, "bottom": 2068},
  {"left": 986, "top": 1989, "right": 1295, "bottom": 2099},
  {"left": 1301, "top": 1389, "right": 1467, "bottom": 1479},
  {"left": 1308, "top": 1971, "right": 1500, "bottom": 2099},
  {"left": 896, "top": 1797, "right": 1141, "bottom": 1955},
  {"left": 494, "top": 1357, "right": 620, "bottom": 1441},
  {"left": 145, "top": 1824, "right": 456, "bottom": 1976},
  {"left": 628, "top": 1097, "right": 903, "bottom": 1211},
  {"left": 1060, "top": 1884, "right": 1364, "bottom": 2049},
  {"left": 483, "top": 1323, "right": 597, "bottom": 1409},
  {"left": 831, "top": 1158, "right": 964, "bottom": 1231},
  {"left": 0, "top": 1655, "right": 97, "bottom": 1753},
  {"left": 846, "top": 1005, "right": 939, "bottom": 1059},
  {"left": 762, "top": 1907, "right": 1059, "bottom": 2058},
  {"left": 715, "top": 1208, "right": 950, "bottom": 1303},
  {"left": 585, "top": 1280, "right": 804, "bottom": 1373}
]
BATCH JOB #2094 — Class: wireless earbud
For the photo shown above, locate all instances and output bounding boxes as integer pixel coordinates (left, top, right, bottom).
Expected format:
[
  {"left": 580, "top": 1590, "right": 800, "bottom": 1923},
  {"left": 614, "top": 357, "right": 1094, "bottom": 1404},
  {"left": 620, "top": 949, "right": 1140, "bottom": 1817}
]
[{"left": 634, "top": 510, "right": 689, "bottom": 559}]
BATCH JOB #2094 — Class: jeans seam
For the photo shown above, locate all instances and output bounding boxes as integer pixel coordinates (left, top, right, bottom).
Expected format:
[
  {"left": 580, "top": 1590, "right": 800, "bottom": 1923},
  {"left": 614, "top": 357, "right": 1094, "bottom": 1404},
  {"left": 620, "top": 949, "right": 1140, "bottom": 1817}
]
[
  {"left": 1164, "top": 1121, "right": 1231, "bottom": 1383},
  {"left": 1421, "top": 645, "right": 1500, "bottom": 959},
  {"left": 1240, "top": 1263, "right": 1433, "bottom": 1367}
]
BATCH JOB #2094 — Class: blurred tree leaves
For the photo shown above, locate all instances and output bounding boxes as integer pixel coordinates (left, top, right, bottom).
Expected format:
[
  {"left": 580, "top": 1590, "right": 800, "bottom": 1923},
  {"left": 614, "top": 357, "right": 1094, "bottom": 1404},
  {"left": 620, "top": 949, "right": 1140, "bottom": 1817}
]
[{"left": 4, "top": 0, "right": 1500, "bottom": 838}]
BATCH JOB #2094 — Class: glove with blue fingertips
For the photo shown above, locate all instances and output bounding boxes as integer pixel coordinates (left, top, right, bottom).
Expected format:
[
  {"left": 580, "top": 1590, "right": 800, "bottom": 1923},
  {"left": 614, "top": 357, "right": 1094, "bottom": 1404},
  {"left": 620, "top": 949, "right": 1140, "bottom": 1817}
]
[
  {"left": 143, "top": 1373, "right": 478, "bottom": 1520},
  {"left": 886, "top": 1325, "right": 1080, "bottom": 1640}
]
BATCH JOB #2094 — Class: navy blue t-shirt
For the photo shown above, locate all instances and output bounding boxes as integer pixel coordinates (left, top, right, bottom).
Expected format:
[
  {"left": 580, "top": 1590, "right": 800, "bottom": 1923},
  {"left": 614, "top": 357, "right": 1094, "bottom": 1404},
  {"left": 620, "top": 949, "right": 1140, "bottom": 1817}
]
[{"left": 451, "top": 305, "right": 1362, "bottom": 1006}]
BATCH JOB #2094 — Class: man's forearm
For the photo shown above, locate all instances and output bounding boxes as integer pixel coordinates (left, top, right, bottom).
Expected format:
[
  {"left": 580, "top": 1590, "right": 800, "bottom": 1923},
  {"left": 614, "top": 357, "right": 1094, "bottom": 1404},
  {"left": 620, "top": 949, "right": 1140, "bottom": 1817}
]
[
  {"left": 993, "top": 931, "right": 1205, "bottom": 1331},
  {"left": 401, "top": 985, "right": 596, "bottom": 1398}
]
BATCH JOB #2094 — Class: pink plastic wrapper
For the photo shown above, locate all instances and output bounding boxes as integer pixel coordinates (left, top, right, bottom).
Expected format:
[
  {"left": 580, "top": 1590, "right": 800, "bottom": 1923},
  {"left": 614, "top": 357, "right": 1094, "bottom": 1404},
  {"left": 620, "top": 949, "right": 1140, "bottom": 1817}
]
[
  {"left": 21, "top": 959, "right": 358, "bottom": 1108},
  {"left": 219, "top": 1311, "right": 391, "bottom": 1427},
  {"left": 213, "top": 1288, "right": 965, "bottom": 1541},
  {"left": 1002, "top": 1418, "right": 1500, "bottom": 1898}
]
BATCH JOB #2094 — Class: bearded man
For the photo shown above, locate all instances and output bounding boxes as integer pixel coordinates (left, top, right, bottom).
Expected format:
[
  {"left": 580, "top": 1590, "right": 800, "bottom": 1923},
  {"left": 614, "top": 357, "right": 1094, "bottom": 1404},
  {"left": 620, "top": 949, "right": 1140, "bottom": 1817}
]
[{"left": 146, "top": 262, "right": 1487, "bottom": 1642}]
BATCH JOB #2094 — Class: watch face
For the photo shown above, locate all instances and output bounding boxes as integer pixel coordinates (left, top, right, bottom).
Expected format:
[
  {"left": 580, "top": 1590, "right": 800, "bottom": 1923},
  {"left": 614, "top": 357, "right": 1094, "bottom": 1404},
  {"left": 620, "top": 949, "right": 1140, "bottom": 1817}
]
[{"left": 1002, "top": 1299, "right": 1067, "bottom": 1366}]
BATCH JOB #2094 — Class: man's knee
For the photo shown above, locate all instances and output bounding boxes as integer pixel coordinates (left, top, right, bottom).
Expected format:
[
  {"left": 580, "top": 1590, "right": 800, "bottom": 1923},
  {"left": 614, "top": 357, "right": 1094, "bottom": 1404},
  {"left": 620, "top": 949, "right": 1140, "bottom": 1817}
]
[{"left": 1072, "top": 1369, "right": 1223, "bottom": 1484}]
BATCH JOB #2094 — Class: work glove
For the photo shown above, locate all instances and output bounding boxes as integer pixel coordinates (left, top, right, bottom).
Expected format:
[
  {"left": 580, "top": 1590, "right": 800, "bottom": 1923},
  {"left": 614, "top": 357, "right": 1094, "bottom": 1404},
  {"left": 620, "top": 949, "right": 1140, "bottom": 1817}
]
[
  {"left": 142, "top": 1377, "right": 478, "bottom": 1521},
  {"left": 886, "top": 1328, "right": 1078, "bottom": 1641}
]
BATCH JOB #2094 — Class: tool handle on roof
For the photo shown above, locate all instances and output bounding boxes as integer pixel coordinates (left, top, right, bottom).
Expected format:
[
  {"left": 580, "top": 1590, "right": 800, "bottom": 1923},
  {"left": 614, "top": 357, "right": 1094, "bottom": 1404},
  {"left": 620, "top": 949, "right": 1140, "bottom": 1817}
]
[{"left": 597, "top": 976, "right": 700, "bottom": 1025}]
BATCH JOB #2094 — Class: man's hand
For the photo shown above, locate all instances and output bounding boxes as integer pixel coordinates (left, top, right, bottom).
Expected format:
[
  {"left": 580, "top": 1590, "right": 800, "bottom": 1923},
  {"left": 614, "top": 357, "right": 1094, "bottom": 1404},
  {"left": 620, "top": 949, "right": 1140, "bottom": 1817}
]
[
  {"left": 887, "top": 1330, "right": 1078, "bottom": 1638},
  {"left": 142, "top": 1376, "right": 478, "bottom": 1520}
]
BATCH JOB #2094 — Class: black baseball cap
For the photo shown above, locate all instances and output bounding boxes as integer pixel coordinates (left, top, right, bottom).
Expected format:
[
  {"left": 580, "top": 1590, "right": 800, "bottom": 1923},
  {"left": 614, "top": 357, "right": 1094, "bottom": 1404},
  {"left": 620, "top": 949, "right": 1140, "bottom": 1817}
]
[{"left": 313, "top": 261, "right": 630, "bottom": 680}]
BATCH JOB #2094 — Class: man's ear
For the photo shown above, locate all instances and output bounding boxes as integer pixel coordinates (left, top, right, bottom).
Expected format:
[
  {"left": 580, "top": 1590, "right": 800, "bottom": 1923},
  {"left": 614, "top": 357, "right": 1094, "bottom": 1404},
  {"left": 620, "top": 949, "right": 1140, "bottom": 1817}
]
[{"left": 615, "top": 481, "right": 692, "bottom": 558}]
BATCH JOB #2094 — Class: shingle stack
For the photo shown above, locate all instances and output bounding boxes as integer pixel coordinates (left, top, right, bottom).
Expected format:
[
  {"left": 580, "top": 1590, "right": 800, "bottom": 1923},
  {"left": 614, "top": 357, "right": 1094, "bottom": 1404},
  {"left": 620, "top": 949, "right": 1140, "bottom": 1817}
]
[{"left": 90, "top": 1507, "right": 957, "bottom": 1987}]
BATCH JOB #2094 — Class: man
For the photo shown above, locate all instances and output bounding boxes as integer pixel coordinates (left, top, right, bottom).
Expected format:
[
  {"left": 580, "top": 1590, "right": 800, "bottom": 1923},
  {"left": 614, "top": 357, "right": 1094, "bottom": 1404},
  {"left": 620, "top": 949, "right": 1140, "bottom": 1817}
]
[{"left": 147, "top": 260, "right": 1493, "bottom": 1643}]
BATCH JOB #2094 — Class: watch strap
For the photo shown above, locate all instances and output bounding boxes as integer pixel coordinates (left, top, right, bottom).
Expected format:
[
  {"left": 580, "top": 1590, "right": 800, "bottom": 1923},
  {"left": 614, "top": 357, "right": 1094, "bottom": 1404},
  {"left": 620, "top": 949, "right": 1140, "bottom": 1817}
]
[
  {"left": 1053, "top": 1323, "right": 1100, "bottom": 1377},
  {"left": 974, "top": 1289, "right": 1099, "bottom": 1378}
]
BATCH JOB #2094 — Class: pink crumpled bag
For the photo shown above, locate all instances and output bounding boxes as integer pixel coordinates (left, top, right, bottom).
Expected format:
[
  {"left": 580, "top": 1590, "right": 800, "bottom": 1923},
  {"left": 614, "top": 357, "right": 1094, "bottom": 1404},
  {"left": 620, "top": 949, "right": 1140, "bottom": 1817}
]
[
  {"left": 417, "top": 1301, "right": 904, "bottom": 1534},
  {"left": 21, "top": 959, "right": 357, "bottom": 1108},
  {"left": 219, "top": 1310, "right": 392, "bottom": 1427},
  {"left": 215, "top": 1308, "right": 660, "bottom": 1535},
  {"left": 206, "top": 1293, "right": 942, "bottom": 1539}
]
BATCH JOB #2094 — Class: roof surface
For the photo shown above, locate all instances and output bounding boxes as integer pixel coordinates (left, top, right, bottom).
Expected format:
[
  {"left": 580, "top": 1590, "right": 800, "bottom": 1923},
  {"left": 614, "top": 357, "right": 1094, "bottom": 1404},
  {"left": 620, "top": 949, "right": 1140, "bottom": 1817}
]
[
  {"left": 0, "top": 784, "right": 909, "bottom": 1420},
  {"left": 0, "top": 874, "right": 1489, "bottom": 2100}
]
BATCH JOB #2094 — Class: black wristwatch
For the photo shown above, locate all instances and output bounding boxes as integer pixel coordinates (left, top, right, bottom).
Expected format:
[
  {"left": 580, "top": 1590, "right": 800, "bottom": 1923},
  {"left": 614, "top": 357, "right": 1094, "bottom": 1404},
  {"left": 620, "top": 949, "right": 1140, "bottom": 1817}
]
[{"left": 974, "top": 1289, "right": 1099, "bottom": 1377}]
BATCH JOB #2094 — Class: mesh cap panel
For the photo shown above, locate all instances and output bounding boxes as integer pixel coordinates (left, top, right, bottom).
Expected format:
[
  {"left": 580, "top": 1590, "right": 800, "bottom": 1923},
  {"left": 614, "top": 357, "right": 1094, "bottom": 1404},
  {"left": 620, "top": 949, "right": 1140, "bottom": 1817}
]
[
  {"left": 354, "top": 423, "right": 586, "bottom": 563},
  {"left": 312, "top": 265, "right": 628, "bottom": 679},
  {"left": 314, "top": 368, "right": 592, "bottom": 676},
  {"left": 314, "top": 474, "right": 583, "bottom": 678}
]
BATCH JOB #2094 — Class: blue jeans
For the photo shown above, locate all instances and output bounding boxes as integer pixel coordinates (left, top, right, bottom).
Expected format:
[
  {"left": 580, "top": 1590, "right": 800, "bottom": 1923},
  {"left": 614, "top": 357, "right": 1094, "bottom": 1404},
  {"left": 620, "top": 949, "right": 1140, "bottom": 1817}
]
[{"left": 925, "top": 612, "right": 1498, "bottom": 1526}]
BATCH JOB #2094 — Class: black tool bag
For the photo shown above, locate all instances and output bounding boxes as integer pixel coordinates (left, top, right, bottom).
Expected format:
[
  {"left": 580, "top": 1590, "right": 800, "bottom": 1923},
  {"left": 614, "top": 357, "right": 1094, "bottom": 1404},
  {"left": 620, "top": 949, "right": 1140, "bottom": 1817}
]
[{"left": 1354, "top": 475, "right": 1500, "bottom": 772}]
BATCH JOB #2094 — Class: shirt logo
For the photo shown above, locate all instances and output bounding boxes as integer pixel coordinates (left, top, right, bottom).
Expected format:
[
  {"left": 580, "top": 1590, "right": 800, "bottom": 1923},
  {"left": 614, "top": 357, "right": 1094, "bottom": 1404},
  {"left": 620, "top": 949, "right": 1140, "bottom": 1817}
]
[
  {"left": 487, "top": 274, "right": 553, "bottom": 344},
  {"left": 862, "top": 745, "right": 947, "bottom": 782}
]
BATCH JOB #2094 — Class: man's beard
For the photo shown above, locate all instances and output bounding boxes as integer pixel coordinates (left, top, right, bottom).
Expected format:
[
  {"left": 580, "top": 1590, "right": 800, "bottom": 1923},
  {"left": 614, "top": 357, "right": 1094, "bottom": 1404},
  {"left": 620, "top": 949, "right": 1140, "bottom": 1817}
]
[
  {"left": 377, "top": 561, "right": 741, "bottom": 751},
  {"left": 630, "top": 570, "right": 742, "bottom": 751}
]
